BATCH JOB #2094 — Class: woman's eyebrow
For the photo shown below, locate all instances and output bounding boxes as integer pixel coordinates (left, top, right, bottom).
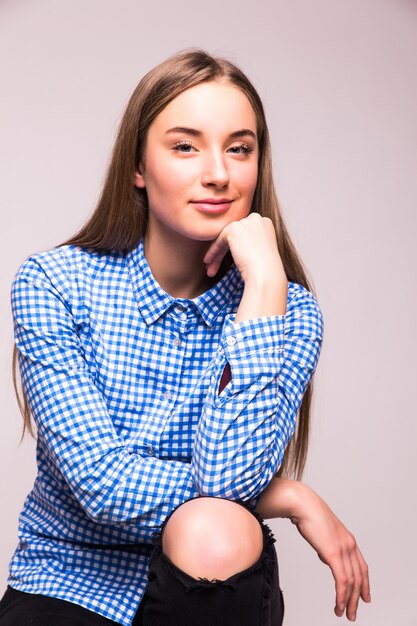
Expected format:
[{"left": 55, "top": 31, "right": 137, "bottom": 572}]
[{"left": 165, "top": 126, "right": 257, "bottom": 140}]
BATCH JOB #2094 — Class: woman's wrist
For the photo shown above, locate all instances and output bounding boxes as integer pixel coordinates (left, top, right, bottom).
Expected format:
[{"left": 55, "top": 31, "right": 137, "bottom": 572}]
[{"left": 234, "top": 279, "right": 288, "bottom": 323}]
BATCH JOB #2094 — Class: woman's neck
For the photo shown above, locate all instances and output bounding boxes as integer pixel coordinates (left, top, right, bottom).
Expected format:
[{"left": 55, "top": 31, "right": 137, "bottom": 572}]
[{"left": 143, "top": 226, "right": 228, "bottom": 299}]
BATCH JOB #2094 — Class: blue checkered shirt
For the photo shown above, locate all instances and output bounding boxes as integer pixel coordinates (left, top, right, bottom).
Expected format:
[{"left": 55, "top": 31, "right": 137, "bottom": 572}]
[{"left": 8, "top": 238, "right": 324, "bottom": 624}]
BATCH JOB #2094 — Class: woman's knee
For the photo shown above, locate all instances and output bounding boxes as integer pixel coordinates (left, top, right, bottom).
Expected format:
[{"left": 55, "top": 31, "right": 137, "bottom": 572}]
[{"left": 161, "top": 497, "right": 264, "bottom": 580}]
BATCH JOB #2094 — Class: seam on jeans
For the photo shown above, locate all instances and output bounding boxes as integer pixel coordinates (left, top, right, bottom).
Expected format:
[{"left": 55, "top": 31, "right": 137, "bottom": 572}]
[{"left": 259, "top": 544, "right": 278, "bottom": 625}]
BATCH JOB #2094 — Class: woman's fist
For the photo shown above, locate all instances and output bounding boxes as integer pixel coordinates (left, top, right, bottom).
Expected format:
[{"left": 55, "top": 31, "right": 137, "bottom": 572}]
[
  {"left": 203, "top": 213, "right": 286, "bottom": 286},
  {"left": 203, "top": 213, "right": 288, "bottom": 322}
]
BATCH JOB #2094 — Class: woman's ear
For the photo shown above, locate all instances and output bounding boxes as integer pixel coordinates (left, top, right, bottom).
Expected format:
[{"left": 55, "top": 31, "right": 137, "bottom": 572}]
[{"left": 134, "top": 165, "right": 146, "bottom": 189}]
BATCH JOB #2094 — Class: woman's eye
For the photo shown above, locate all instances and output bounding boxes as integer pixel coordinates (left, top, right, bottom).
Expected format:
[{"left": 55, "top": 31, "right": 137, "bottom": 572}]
[
  {"left": 172, "top": 140, "right": 254, "bottom": 155},
  {"left": 228, "top": 143, "right": 254, "bottom": 155},
  {"left": 173, "top": 140, "right": 195, "bottom": 153}
]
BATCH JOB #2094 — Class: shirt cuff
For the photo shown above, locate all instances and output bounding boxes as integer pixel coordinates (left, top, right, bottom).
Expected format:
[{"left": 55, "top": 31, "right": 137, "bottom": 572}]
[
  {"left": 220, "top": 314, "right": 286, "bottom": 358},
  {"left": 216, "top": 314, "right": 286, "bottom": 394}
]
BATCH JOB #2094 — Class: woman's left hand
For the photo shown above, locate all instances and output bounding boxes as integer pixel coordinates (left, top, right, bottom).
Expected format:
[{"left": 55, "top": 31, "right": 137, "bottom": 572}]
[
  {"left": 256, "top": 478, "right": 371, "bottom": 621},
  {"left": 289, "top": 484, "right": 371, "bottom": 621}
]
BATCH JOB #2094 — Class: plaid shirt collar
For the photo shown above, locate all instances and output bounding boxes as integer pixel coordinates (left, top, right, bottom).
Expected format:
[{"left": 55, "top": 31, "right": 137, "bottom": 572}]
[{"left": 125, "top": 237, "right": 242, "bottom": 327}]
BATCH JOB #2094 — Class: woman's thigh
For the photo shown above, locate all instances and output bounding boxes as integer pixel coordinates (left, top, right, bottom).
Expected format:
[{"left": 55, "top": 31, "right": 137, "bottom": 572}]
[
  {"left": 134, "top": 497, "right": 285, "bottom": 626},
  {"left": 0, "top": 587, "right": 115, "bottom": 626}
]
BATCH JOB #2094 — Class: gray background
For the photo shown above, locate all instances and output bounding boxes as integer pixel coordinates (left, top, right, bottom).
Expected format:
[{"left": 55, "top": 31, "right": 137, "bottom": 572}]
[{"left": 1, "top": 0, "right": 416, "bottom": 624}]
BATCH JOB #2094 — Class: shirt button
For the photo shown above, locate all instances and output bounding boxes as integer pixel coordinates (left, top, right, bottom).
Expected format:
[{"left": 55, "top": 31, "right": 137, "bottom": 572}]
[
  {"left": 175, "top": 305, "right": 185, "bottom": 313},
  {"left": 226, "top": 336, "right": 237, "bottom": 346},
  {"left": 173, "top": 337, "right": 181, "bottom": 347},
  {"left": 180, "top": 313, "right": 187, "bottom": 321},
  {"left": 148, "top": 445, "right": 155, "bottom": 456},
  {"left": 163, "top": 390, "right": 171, "bottom": 400}
]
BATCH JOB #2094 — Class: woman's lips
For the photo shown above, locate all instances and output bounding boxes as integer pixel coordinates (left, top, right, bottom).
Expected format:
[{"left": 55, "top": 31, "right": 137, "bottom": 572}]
[{"left": 190, "top": 201, "right": 233, "bottom": 214}]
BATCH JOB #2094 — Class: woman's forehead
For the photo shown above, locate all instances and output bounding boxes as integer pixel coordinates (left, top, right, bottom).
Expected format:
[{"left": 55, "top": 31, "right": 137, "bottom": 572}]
[{"left": 151, "top": 81, "right": 257, "bottom": 136}]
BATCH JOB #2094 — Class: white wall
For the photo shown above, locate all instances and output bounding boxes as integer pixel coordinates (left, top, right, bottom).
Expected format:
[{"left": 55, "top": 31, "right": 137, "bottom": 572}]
[{"left": 1, "top": 1, "right": 416, "bottom": 624}]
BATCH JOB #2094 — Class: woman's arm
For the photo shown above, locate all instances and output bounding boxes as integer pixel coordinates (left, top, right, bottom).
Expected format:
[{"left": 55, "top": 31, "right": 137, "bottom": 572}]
[
  {"left": 255, "top": 477, "right": 371, "bottom": 622},
  {"left": 193, "top": 215, "right": 323, "bottom": 503},
  {"left": 11, "top": 253, "right": 200, "bottom": 542}
]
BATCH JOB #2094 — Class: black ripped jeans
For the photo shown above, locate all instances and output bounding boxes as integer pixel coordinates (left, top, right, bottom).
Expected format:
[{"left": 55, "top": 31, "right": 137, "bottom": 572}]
[
  {"left": 0, "top": 499, "right": 284, "bottom": 626},
  {"left": 136, "top": 497, "right": 285, "bottom": 626}
]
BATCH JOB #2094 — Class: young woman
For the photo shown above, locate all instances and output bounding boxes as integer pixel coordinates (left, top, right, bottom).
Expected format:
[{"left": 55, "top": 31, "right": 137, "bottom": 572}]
[{"left": 0, "top": 49, "right": 370, "bottom": 625}]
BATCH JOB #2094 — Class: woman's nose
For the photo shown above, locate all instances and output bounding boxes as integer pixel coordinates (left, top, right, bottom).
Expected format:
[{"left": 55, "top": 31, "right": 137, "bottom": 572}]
[{"left": 201, "top": 151, "right": 229, "bottom": 188}]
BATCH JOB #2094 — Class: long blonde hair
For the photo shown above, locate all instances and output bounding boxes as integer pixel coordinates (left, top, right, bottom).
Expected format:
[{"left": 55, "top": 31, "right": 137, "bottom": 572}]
[{"left": 14, "top": 48, "right": 318, "bottom": 479}]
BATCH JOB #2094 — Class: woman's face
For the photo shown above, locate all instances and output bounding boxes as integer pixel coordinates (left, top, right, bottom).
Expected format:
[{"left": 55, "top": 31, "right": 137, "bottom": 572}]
[{"left": 134, "top": 80, "right": 259, "bottom": 243}]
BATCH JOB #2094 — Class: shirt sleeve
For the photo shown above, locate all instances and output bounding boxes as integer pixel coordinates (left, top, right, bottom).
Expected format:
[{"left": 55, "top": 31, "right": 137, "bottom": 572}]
[
  {"left": 191, "top": 283, "right": 324, "bottom": 505},
  {"left": 11, "top": 256, "right": 199, "bottom": 534}
]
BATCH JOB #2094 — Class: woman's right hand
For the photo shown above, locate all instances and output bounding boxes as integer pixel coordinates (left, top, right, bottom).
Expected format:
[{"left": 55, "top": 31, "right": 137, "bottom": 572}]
[{"left": 255, "top": 478, "right": 371, "bottom": 621}]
